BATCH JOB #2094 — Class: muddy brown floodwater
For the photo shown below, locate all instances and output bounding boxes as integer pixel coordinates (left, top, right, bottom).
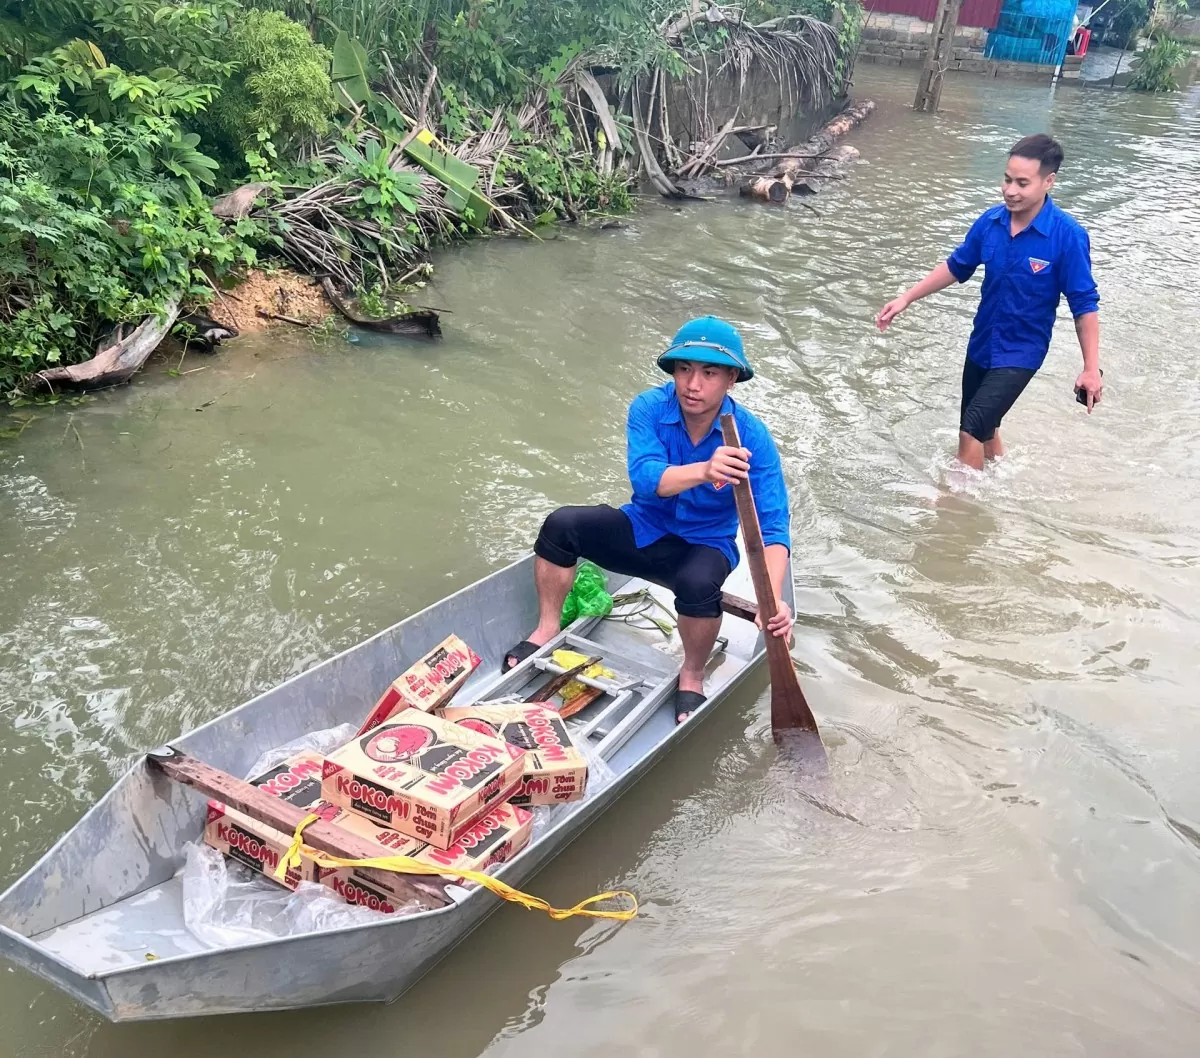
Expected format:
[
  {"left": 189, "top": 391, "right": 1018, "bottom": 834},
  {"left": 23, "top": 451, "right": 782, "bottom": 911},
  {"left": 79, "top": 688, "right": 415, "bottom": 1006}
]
[{"left": 2, "top": 66, "right": 1200, "bottom": 1057}]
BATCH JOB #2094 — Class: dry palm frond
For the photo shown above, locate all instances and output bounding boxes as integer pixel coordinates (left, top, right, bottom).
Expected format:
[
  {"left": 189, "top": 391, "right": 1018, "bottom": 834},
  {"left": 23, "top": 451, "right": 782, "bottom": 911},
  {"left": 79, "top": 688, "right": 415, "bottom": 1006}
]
[{"left": 234, "top": 55, "right": 633, "bottom": 289}]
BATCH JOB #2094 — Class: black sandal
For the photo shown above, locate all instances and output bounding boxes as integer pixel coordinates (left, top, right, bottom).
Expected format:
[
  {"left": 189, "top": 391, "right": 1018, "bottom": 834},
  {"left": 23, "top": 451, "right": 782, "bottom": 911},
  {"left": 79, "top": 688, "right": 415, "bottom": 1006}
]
[
  {"left": 502, "top": 640, "right": 540, "bottom": 673},
  {"left": 675, "top": 690, "right": 706, "bottom": 724}
]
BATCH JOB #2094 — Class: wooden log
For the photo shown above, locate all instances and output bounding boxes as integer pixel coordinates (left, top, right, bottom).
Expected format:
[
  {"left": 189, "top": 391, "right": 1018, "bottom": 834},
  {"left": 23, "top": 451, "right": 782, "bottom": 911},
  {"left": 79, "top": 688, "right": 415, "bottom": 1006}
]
[
  {"left": 35, "top": 296, "right": 182, "bottom": 391},
  {"left": 740, "top": 173, "right": 793, "bottom": 204},
  {"left": 739, "top": 99, "right": 875, "bottom": 205},
  {"left": 147, "top": 746, "right": 451, "bottom": 908},
  {"left": 789, "top": 99, "right": 875, "bottom": 160},
  {"left": 808, "top": 144, "right": 861, "bottom": 180}
]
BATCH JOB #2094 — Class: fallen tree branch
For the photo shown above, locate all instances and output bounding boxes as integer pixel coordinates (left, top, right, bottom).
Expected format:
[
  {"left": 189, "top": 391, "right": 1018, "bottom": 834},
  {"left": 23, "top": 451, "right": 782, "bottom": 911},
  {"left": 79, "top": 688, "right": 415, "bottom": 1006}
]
[
  {"left": 255, "top": 308, "right": 313, "bottom": 328},
  {"left": 574, "top": 68, "right": 622, "bottom": 180},
  {"left": 631, "top": 80, "right": 706, "bottom": 201},
  {"left": 675, "top": 113, "right": 738, "bottom": 178},
  {"left": 321, "top": 277, "right": 441, "bottom": 338},
  {"left": 716, "top": 149, "right": 821, "bottom": 166},
  {"left": 35, "top": 296, "right": 182, "bottom": 390}
]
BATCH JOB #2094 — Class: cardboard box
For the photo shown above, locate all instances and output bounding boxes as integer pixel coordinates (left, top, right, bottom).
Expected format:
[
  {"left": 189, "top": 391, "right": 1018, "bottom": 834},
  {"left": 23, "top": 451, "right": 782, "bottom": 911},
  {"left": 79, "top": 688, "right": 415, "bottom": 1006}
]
[
  {"left": 204, "top": 802, "right": 317, "bottom": 891},
  {"left": 322, "top": 709, "right": 526, "bottom": 849},
  {"left": 416, "top": 802, "right": 532, "bottom": 883},
  {"left": 441, "top": 703, "right": 589, "bottom": 806},
  {"left": 309, "top": 809, "right": 428, "bottom": 914},
  {"left": 202, "top": 754, "right": 428, "bottom": 908},
  {"left": 357, "top": 635, "right": 482, "bottom": 734},
  {"left": 202, "top": 753, "right": 330, "bottom": 889},
  {"left": 318, "top": 802, "right": 532, "bottom": 907},
  {"left": 248, "top": 752, "right": 326, "bottom": 807}
]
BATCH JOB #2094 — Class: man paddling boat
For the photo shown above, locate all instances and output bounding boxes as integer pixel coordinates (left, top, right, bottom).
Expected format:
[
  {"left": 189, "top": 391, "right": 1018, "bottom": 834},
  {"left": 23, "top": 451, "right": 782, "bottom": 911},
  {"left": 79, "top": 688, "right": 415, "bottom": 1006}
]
[
  {"left": 503, "top": 317, "right": 794, "bottom": 723},
  {"left": 876, "top": 134, "right": 1102, "bottom": 471}
]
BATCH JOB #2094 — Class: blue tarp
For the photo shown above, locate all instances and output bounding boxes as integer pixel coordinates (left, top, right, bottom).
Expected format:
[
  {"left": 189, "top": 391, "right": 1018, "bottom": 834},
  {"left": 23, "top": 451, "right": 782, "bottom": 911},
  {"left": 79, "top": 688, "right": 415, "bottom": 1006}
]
[{"left": 986, "top": 0, "right": 1077, "bottom": 64}]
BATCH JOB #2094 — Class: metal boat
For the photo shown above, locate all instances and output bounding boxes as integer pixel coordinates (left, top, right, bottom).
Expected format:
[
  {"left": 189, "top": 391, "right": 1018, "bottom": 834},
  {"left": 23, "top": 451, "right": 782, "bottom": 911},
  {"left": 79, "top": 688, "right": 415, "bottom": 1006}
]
[{"left": 0, "top": 551, "right": 781, "bottom": 1021}]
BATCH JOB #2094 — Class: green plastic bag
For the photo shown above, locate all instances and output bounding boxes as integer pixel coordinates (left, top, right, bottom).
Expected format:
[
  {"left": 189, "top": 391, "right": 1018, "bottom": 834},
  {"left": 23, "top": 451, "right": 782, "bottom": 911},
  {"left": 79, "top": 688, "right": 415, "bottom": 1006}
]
[{"left": 561, "top": 560, "right": 613, "bottom": 628}]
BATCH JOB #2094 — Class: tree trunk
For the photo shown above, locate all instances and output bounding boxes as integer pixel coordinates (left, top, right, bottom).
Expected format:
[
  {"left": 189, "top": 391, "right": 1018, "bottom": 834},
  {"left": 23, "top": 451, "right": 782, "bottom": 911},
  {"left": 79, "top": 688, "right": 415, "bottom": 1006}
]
[
  {"left": 35, "top": 296, "right": 181, "bottom": 391},
  {"left": 739, "top": 99, "right": 875, "bottom": 205}
]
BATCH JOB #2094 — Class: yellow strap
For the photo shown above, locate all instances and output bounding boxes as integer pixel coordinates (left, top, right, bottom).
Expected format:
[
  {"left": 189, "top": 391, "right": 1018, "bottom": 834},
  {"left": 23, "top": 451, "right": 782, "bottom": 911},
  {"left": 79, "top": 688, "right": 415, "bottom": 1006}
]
[{"left": 278, "top": 815, "right": 637, "bottom": 922}]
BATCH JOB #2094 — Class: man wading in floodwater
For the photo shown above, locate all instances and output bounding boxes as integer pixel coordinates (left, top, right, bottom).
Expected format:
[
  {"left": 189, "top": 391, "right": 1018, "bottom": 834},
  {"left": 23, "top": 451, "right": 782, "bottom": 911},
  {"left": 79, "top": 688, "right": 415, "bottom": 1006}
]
[
  {"left": 502, "top": 317, "right": 794, "bottom": 723},
  {"left": 875, "top": 134, "right": 1102, "bottom": 470}
]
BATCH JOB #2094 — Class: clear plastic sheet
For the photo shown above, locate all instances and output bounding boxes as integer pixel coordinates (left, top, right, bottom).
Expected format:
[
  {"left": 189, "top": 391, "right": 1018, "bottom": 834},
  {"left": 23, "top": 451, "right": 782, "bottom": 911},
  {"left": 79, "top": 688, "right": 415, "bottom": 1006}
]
[
  {"left": 243, "top": 722, "right": 358, "bottom": 780},
  {"left": 179, "top": 722, "right": 430, "bottom": 949},
  {"left": 180, "top": 843, "right": 420, "bottom": 949}
]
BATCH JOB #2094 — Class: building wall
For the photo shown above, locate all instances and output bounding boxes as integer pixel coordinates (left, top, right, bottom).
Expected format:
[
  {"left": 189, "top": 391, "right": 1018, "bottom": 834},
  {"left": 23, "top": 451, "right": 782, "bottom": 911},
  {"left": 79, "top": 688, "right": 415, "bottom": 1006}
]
[
  {"left": 863, "top": 0, "right": 1005, "bottom": 29},
  {"left": 857, "top": 12, "right": 1084, "bottom": 80}
]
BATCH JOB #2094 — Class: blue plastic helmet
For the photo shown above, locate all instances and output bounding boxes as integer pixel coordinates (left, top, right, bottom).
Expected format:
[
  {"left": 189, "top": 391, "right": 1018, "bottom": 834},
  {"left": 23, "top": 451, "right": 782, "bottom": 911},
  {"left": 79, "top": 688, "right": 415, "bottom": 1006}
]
[{"left": 656, "top": 316, "right": 753, "bottom": 382}]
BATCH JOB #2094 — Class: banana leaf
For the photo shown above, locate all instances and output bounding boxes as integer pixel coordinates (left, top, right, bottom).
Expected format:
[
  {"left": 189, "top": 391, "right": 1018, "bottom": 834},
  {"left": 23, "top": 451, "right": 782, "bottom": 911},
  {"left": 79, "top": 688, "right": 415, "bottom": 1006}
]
[
  {"left": 332, "top": 31, "right": 371, "bottom": 109},
  {"left": 403, "top": 129, "right": 492, "bottom": 230}
]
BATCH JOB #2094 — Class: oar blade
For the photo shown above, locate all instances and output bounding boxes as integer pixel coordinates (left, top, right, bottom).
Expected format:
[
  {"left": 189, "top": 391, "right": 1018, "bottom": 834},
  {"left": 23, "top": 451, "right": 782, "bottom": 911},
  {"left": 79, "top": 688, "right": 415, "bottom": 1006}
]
[{"left": 772, "top": 726, "right": 828, "bottom": 774}]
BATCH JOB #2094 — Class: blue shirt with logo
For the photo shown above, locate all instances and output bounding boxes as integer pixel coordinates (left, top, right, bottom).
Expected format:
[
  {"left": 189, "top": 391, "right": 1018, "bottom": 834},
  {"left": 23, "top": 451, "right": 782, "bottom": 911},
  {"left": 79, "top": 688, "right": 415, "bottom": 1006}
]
[
  {"left": 621, "top": 382, "right": 790, "bottom": 570},
  {"left": 946, "top": 196, "right": 1099, "bottom": 371}
]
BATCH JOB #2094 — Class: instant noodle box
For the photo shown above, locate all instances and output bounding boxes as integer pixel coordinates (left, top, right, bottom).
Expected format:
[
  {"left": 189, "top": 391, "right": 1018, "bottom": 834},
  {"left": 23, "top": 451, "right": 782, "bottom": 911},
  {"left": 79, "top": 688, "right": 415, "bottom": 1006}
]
[
  {"left": 200, "top": 752, "right": 424, "bottom": 913},
  {"left": 357, "top": 634, "right": 482, "bottom": 734},
  {"left": 441, "top": 702, "right": 588, "bottom": 806},
  {"left": 202, "top": 752, "right": 330, "bottom": 890},
  {"left": 415, "top": 801, "right": 532, "bottom": 884},
  {"left": 321, "top": 709, "right": 527, "bottom": 849},
  {"left": 315, "top": 802, "right": 532, "bottom": 910}
]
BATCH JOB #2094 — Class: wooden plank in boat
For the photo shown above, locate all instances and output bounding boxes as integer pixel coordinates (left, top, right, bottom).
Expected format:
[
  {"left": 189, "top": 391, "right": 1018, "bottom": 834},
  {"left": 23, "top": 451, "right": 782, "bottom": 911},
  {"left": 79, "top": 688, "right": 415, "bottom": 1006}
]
[
  {"left": 147, "top": 748, "right": 450, "bottom": 908},
  {"left": 720, "top": 591, "right": 758, "bottom": 623}
]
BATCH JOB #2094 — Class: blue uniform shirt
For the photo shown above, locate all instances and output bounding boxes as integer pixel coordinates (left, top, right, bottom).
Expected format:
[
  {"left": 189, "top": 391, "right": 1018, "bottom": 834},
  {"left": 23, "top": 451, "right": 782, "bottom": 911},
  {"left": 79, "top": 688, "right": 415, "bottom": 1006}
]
[
  {"left": 946, "top": 196, "right": 1099, "bottom": 371},
  {"left": 621, "top": 382, "right": 791, "bottom": 570}
]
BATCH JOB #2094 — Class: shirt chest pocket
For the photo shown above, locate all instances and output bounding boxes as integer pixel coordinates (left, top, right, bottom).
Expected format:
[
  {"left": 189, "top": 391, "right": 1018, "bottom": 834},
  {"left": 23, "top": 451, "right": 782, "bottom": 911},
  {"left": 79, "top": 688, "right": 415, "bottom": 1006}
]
[{"left": 1011, "top": 250, "right": 1058, "bottom": 303}]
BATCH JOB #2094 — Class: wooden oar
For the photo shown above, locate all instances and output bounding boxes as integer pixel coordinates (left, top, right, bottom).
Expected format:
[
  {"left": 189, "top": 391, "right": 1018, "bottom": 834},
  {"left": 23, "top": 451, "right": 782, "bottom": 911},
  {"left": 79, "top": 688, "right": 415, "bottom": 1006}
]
[{"left": 719, "top": 414, "right": 823, "bottom": 747}]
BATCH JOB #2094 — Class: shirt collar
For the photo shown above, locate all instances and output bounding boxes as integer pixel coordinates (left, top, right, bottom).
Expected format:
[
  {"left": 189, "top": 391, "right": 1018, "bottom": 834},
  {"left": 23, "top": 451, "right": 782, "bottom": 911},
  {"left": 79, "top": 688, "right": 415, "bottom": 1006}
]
[
  {"left": 1028, "top": 195, "right": 1057, "bottom": 235},
  {"left": 993, "top": 196, "right": 1057, "bottom": 235}
]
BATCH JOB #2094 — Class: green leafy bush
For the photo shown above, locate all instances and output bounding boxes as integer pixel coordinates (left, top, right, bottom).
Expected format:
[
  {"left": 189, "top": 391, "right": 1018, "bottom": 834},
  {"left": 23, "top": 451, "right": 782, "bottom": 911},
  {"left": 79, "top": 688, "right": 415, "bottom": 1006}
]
[
  {"left": 1129, "top": 32, "right": 1189, "bottom": 91},
  {"left": 0, "top": 102, "right": 255, "bottom": 394},
  {"left": 209, "top": 9, "right": 335, "bottom": 158}
]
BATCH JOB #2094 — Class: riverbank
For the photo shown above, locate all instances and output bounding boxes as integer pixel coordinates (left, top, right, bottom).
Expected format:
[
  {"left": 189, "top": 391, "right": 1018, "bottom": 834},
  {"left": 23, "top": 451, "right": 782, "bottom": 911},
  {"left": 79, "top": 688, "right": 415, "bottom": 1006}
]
[{"left": 1, "top": 1, "right": 859, "bottom": 400}]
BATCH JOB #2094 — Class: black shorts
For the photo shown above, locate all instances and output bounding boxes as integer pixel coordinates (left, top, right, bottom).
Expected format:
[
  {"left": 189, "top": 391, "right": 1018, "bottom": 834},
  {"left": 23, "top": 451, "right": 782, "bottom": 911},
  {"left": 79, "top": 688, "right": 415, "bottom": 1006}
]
[
  {"left": 960, "top": 358, "right": 1036, "bottom": 443},
  {"left": 535, "top": 504, "right": 731, "bottom": 619}
]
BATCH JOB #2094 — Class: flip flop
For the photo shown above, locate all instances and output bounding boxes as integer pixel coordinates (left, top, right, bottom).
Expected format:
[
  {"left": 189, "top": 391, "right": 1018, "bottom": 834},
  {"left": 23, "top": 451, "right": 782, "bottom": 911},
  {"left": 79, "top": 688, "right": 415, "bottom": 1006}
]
[
  {"left": 675, "top": 690, "right": 706, "bottom": 725},
  {"left": 502, "top": 640, "right": 539, "bottom": 673}
]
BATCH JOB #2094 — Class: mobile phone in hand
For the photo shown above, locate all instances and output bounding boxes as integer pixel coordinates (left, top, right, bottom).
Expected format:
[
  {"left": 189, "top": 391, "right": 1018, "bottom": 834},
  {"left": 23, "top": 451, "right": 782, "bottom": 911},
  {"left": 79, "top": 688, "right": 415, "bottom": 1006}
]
[{"left": 1075, "top": 368, "right": 1104, "bottom": 406}]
